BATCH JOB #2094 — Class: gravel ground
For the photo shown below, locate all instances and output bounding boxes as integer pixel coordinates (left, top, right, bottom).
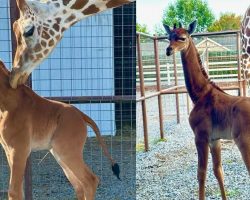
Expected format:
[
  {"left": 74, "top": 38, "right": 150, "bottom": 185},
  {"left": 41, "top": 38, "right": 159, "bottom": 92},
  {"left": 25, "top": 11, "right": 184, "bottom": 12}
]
[
  {"left": 136, "top": 90, "right": 250, "bottom": 200},
  {"left": 0, "top": 133, "right": 136, "bottom": 200}
]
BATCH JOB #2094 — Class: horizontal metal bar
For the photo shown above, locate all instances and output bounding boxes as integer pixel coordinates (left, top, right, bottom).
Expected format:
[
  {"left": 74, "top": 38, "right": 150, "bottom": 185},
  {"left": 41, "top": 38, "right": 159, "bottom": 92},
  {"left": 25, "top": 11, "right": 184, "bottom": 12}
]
[
  {"left": 45, "top": 95, "right": 136, "bottom": 104},
  {"left": 137, "top": 30, "right": 240, "bottom": 41},
  {"left": 136, "top": 32, "right": 155, "bottom": 39},
  {"left": 161, "top": 86, "right": 240, "bottom": 94},
  {"left": 136, "top": 85, "right": 181, "bottom": 102},
  {"left": 136, "top": 91, "right": 161, "bottom": 102},
  {"left": 136, "top": 84, "right": 240, "bottom": 102}
]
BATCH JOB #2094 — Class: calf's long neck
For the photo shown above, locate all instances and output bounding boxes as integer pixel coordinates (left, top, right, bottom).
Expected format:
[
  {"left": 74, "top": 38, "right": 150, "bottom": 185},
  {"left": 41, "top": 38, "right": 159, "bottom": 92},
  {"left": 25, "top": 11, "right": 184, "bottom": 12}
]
[{"left": 181, "top": 38, "right": 210, "bottom": 104}]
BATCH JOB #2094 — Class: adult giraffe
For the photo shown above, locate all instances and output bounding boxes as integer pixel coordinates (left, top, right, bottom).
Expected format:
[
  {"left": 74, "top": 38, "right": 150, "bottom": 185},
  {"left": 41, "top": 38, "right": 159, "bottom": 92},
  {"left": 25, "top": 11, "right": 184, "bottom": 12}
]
[
  {"left": 10, "top": 0, "right": 135, "bottom": 88},
  {"left": 164, "top": 21, "right": 250, "bottom": 200},
  {"left": 241, "top": 5, "right": 250, "bottom": 89}
]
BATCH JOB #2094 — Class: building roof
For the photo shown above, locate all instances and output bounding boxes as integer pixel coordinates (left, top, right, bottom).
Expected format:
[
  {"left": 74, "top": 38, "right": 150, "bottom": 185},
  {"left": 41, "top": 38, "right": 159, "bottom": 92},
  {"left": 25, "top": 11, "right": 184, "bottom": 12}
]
[{"left": 196, "top": 38, "right": 230, "bottom": 52}]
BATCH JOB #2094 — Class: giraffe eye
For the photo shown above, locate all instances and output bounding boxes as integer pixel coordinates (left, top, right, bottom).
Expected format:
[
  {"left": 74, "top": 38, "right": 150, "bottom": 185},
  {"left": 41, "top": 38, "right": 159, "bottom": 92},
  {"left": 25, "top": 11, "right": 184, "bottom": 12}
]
[
  {"left": 23, "top": 26, "right": 35, "bottom": 37},
  {"left": 177, "top": 37, "right": 186, "bottom": 42}
]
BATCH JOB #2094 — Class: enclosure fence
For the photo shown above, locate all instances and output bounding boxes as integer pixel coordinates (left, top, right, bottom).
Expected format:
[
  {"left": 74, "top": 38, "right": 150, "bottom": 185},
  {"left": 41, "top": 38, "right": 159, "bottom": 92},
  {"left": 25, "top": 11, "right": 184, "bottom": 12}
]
[
  {"left": 0, "top": 1, "right": 136, "bottom": 199},
  {"left": 136, "top": 31, "right": 244, "bottom": 151}
]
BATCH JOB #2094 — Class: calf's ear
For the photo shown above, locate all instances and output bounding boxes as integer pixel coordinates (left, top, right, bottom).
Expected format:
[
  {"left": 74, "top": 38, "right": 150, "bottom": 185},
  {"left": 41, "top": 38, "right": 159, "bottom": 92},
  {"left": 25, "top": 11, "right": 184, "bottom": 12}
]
[{"left": 187, "top": 20, "right": 197, "bottom": 35}]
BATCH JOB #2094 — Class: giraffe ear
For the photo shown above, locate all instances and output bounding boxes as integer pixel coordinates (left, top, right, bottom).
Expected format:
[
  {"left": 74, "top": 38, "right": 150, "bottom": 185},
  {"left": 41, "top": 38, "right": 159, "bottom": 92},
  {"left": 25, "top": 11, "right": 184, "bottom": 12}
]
[
  {"left": 163, "top": 23, "right": 172, "bottom": 35},
  {"left": 187, "top": 20, "right": 197, "bottom": 35}
]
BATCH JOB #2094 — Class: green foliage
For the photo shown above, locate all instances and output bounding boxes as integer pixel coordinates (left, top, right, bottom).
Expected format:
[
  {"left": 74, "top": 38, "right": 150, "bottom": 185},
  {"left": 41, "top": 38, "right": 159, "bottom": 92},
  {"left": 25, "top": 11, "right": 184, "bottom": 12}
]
[
  {"left": 136, "top": 23, "right": 149, "bottom": 34},
  {"left": 153, "top": 138, "right": 167, "bottom": 145},
  {"left": 162, "top": 0, "right": 215, "bottom": 32},
  {"left": 136, "top": 143, "right": 145, "bottom": 152},
  {"left": 153, "top": 24, "right": 166, "bottom": 36},
  {"left": 207, "top": 13, "right": 242, "bottom": 32}
]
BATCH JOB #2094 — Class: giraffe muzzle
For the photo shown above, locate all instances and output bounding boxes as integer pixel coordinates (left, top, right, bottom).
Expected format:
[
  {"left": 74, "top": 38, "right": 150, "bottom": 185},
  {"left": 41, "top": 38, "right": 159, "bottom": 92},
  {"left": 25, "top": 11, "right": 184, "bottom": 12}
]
[
  {"left": 9, "top": 69, "right": 29, "bottom": 89},
  {"left": 166, "top": 47, "right": 173, "bottom": 56}
]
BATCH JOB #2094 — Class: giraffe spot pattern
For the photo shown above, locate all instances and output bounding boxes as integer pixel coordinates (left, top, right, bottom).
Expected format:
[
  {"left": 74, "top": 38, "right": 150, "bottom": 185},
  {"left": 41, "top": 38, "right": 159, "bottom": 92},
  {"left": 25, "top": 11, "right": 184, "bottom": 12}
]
[
  {"left": 34, "top": 43, "right": 42, "bottom": 52},
  {"left": 244, "top": 18, "right": 249, "bottom": 28},
  {"left": 54, "top": 3, "right": 60, "bottom": 7},
  {"left": 44, "top": 49, "right": 49, "bottom": 55},
  {"left": 42, "top": 31, "right": 50, "bottom": 40},
  {"left": 49, "top": 30, "right": 55, "bottom": 36},
  {"left": 71, "top": 0, "right": 88, "bottom": 10},
  {"left": 36, "top": 53, "right": 43, "bottom": 60},
  {"left": 48, "top": 39, "right": 54, "bottom": 47},
  {"left": 246, "top": 27, "right": 250, "bottom": 37},
  {"left": 247, "top": 46, "right": 250, "bottom": 54},
  {"left": 65, "top": 14, "right": 76, "bottom": 23},
  {"left": 41, "top": 40, "right": 47, "bottom": 47},
  {"left": 63, "top": 0, "right": 71, "bottom": 6},
  {"left": 242, "top": 53, "right": 249, "bottom": 60},
  {"left": 55, "top": 18, "right": 62, "bottom": 24},
  {"left": 106, "top": 0, "right": 130, "bottom": 8},
  {"left": 55, "top": 35, "right": 61, "bottom": 40},
  {"left": 82, "top": 4, "right": 100, "bottom": 15},
  {"left": 53, "top": 23, "right": 60, "bottom": 32}
]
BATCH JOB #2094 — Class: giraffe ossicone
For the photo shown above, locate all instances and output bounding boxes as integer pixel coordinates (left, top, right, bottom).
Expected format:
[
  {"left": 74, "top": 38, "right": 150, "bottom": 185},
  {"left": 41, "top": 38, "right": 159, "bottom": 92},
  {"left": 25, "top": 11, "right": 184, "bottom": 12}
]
[{"left": 10, "top": 0, "right": 135, "bottom": 88}]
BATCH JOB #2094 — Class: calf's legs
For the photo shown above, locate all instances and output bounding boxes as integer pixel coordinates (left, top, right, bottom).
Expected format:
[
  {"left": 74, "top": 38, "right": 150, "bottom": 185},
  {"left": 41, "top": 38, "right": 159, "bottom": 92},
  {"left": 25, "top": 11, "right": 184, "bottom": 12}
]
[
  {"left": 209, "top": 140, "right": 227, "bottom": 200},
  {"left": 51, "top": 139, "right": 99, "bottom": 200},
  {"left": 195, "top": 133, "right": 209, "bottom": 200},
  {"left": 7, "top": 148, "right": 30, "bottom": 200}
]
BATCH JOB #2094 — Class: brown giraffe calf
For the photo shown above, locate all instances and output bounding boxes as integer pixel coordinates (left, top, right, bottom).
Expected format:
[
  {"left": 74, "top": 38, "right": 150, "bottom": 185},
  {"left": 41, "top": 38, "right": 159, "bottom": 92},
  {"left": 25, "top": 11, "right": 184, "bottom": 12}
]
[
  {"left": 0, "top": 60, "right": 119, "bottom": 200},
  {"left": 163, "top": 21, "right": 250, "bottom": 200}
]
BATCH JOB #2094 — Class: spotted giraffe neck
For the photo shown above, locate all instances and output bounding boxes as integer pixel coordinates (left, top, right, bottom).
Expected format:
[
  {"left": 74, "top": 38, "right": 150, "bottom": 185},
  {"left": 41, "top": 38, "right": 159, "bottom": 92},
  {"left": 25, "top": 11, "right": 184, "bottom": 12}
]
[
  {"left": 26, "top": 0, "right": 133, "bottom": 31},
  {"left": 241, "top": 5, "right": 250, "bottom": 83}
]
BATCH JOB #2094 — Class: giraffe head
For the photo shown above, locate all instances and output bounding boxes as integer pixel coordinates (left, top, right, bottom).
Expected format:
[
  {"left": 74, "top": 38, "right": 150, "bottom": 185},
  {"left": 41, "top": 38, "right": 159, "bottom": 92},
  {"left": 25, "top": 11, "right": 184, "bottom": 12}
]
[
  {"left": 163, "top": 20, "right": 197, "bottom": 56},
  {"left": 10, "top": 0, "right": 134, "bottom": 88},
  {"left": 10, "top": 0, "right": 65, "bottom": 88}
]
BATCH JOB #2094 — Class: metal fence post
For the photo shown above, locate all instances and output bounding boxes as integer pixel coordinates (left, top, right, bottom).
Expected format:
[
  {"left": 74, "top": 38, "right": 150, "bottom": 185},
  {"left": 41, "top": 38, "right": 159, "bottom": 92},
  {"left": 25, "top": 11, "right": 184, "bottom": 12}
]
[
  {"left": 153, "top": 37, "right": 164, "bottom": 139},
  {"left": 137, "top": 33, "right": 149, "bottom": 151},
  {"left": 236, "top": 32, "right": 245, "bottom": 97}
]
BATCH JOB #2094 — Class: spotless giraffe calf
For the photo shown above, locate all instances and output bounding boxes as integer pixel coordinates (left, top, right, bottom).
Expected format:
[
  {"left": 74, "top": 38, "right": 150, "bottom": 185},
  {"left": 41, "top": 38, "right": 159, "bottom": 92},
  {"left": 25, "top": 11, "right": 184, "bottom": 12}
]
[
  {"left": 164, "top": 20, "right": 250, "bottom": 200},
  {"left": 0, "top": 60, "right": 119, "bottom": 200}
]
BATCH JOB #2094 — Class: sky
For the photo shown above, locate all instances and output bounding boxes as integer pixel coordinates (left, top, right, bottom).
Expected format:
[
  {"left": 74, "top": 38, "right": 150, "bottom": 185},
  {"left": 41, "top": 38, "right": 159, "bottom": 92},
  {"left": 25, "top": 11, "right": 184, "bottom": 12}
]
[{"left": 137, "top": 0, "right": 249, "bottom": 33}]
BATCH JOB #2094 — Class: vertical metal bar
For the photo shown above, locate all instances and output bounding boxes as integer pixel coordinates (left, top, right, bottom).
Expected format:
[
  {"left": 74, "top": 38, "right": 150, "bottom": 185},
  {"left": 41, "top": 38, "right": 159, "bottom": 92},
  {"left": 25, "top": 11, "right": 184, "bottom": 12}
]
[
  {"left": 236, "top": 32, "right": 245, "bottom": 96},
  {"left": 9, "top": 0, "right": 33, "bottom": 199},
  {"left": 173, "top": 53, "right": 180, "bottom": 123},
  {"left": 205, "top": 37, "right": 209, "bottom": 71},
  {"left": 153, "top": 38, "right": 164, "bottom": 139},
  {"left": 137, "top": 33, "right": 149, "bottom": 151}
]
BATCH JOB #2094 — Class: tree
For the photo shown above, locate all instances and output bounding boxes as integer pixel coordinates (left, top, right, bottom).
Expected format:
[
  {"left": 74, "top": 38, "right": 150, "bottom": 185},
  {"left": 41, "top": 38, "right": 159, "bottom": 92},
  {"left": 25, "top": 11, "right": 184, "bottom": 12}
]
[
  {"left": 136, "top": 23, "right": 149, "bottom": 34},
  {"left": 162, "top": 0, "right": 215, "bottom": 33},
  {"left": 153, "top": 24, "right": 165, "bottom": 36},
  {"left": 207, "top": 13, "right": 242, "bottom": 32}
]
